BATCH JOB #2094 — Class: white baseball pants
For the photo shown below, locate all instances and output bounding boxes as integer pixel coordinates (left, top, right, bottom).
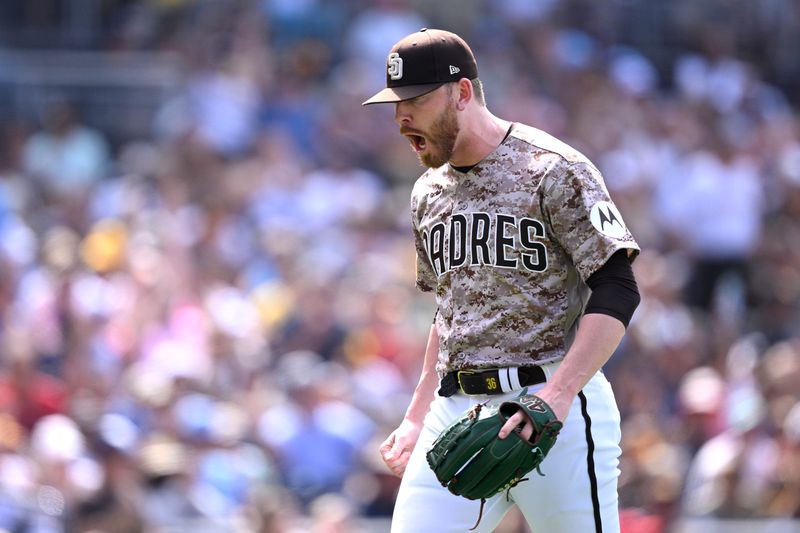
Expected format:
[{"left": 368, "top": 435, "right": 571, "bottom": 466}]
[{"left": 391, "top": 364, "right": 622, "bottom": 533}]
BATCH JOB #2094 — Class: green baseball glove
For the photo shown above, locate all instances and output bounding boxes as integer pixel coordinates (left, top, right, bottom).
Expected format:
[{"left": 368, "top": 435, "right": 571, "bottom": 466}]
[{"left": 426, "top": 393, "right": 563, "bottom": 505}]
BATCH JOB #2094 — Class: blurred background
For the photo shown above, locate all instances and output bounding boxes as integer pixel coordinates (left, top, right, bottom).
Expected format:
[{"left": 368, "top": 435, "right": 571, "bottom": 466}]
[{"left": 0, "top": 1, "right": 799, "bottom": 532}]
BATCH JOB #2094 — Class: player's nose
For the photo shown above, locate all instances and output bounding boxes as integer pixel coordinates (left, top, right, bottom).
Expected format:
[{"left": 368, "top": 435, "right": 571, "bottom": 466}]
[{"left": 394, "top": 102, "right": 412, "bottom": 126}]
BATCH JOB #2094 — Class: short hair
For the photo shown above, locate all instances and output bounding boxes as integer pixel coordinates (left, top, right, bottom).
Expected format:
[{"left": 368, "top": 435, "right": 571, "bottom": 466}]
[
  {"left": 471, "top": 78, "right": 485, "bottom": 107},
  {"left": 447, "top": 78, "right": 485, "bottom": 106}
]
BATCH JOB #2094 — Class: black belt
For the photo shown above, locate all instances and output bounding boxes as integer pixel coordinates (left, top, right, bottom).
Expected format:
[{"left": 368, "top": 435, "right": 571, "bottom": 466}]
[{"left": 438, "top": 366, "right": 547, "bottom": 397}]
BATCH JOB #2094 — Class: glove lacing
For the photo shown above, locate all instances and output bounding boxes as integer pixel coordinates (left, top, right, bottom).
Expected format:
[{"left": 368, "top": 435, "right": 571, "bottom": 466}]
[{"left": 468, "top": 464, "right": 544, "bottom": 530}]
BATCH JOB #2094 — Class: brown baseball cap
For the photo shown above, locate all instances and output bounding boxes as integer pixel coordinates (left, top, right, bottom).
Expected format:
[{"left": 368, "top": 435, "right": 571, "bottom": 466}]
[{"left": 362, "top": 28, "right": 478, "bottom": 106}]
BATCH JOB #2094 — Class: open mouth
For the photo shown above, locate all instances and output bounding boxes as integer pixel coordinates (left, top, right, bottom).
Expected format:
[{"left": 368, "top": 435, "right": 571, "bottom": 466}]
[{"left": 406, "top": 134, "right": 427, "bottom": 153}]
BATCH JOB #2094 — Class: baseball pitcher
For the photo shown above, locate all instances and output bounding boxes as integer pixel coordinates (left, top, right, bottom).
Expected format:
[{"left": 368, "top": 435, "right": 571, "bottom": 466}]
[{"left": 363, "top": 28, "right": 641, "bottom": 533}]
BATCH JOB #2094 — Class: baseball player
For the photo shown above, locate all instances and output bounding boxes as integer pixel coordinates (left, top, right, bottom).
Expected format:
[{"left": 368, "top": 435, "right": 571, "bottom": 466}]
[{"left": 363, "top": 29, "right": 641, "bottom": 533}]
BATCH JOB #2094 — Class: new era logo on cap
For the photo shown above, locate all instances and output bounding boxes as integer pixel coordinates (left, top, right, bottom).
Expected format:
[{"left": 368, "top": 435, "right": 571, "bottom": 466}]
[{"left": 363, "top": 28, "right": 479, "bottom": 105}]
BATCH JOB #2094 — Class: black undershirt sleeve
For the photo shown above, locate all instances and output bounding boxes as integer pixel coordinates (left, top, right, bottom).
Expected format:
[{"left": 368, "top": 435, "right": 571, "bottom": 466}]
[{"left": 584, "top": 249, "right": 641, "bottom": 328}]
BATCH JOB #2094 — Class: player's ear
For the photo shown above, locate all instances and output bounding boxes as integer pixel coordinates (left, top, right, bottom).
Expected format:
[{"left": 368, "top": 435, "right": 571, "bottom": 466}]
[{"left": 455, "top": 78, "right": 472, "bottom": 111}]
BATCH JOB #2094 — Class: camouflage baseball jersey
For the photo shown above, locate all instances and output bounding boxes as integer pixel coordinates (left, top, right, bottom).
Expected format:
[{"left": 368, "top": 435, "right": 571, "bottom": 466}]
[{"left": 410, "top": 122, "right": 640, "bottom": 374}]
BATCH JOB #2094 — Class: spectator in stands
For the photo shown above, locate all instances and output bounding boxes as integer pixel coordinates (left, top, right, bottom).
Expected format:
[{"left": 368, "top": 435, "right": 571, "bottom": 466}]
[{"left": 22, "top": 96, "right": 110, "bottom": 202}]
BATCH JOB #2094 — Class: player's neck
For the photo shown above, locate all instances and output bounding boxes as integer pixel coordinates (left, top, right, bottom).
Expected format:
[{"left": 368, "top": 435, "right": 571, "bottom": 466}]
[{"left": 449, "top": 109, "right": 511, "bottom": 168}]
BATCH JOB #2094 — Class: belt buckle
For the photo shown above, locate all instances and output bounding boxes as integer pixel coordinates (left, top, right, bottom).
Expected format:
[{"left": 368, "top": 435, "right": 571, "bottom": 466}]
[{"left": 456, "top": 370, "right": 475, "bottom": 393}]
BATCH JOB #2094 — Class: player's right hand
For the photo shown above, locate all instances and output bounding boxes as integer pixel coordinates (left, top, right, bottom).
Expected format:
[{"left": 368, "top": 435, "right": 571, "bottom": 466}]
[{"left": 379, "top": 418, "right": 422, "bottom": 477}]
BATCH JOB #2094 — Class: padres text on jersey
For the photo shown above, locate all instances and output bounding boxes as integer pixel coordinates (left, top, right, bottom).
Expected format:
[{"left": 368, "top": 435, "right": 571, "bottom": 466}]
[{"left": 421, "top": 212, "right": 548, "bottom": 276}]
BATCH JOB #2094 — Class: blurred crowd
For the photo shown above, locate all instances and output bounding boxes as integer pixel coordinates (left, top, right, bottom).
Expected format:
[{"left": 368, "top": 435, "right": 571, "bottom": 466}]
[{"left": 1, "top": 1, "right": 800, "bottom": 532}]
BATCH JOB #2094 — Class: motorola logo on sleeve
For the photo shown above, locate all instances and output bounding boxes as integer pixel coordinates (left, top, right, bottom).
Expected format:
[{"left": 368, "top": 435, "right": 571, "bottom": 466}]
[{"left": 590, "top": 201, "right": 628, "bottom": 239}]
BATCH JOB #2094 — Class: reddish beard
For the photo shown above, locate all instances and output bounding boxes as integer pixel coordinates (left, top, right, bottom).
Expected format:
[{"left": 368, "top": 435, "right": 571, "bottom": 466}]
[{"left": 419, "top": 102, "right": 459, "bottom": 168}]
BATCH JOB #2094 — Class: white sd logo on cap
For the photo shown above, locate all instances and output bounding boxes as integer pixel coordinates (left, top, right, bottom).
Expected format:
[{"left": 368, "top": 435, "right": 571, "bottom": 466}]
[{"left": 387, "top": 52, "right": 403, "bottom": 80}]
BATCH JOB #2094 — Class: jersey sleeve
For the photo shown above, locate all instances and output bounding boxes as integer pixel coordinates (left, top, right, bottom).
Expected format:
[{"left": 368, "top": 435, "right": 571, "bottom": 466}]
[
  {"left": 414, "top": 232, "right": 436, "bottom": 292},
  {"left": 411, "top": 192, "right": 437, "bottom": 293},
  {"left": 541, "top": 161, "right": 640, "bottom": 282}
]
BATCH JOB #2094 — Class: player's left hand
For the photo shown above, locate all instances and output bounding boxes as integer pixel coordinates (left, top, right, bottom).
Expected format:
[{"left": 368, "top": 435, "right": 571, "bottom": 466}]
[
  {"left": 498, "top": 388, "right": 570, "bottom": 440},
  {"left": 498, "top": 408, "right": 535, "bottom": 440}
]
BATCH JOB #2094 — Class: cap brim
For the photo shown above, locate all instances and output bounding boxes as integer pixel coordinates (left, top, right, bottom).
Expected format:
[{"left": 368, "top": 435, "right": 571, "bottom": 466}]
[{"left": 362, "top": 83, "right": 445, "bottom": 105}]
